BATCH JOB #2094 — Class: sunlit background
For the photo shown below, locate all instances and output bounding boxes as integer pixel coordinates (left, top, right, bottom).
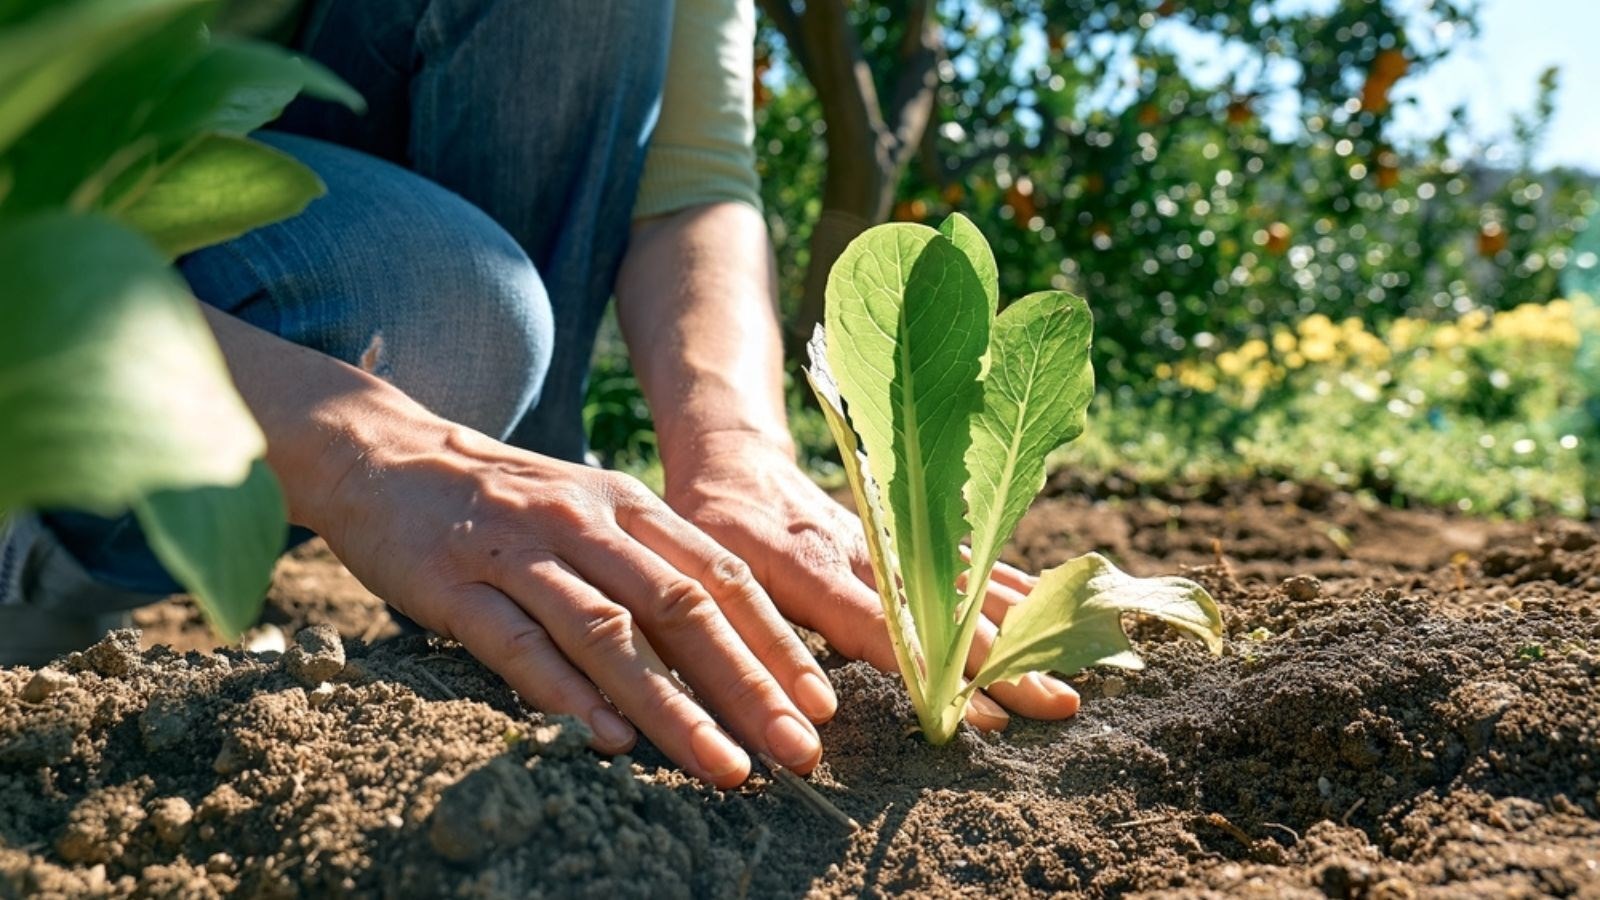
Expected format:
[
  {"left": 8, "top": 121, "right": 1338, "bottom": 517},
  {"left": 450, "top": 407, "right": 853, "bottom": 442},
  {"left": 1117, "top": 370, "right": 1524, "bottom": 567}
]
[{"left": 586, "top": 0, "right": 1600, "bottom": 521}]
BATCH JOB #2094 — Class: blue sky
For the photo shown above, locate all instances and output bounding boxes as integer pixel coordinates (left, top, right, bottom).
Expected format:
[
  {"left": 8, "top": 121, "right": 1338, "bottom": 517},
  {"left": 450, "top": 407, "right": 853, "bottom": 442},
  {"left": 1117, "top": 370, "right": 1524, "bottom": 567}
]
[
  {"left": 1394, "top": 0, "right": 1599, "bottom": 172},
  {"left": 1088, "top": 0, "right": 1599, "bottom": 172}
]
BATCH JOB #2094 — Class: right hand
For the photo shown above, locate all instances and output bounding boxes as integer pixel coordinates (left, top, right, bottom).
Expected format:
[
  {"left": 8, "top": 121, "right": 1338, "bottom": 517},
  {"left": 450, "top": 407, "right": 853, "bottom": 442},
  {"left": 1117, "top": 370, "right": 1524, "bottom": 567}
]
[{"left": 307, "top": 413, "right": 837, "bottom": 788}]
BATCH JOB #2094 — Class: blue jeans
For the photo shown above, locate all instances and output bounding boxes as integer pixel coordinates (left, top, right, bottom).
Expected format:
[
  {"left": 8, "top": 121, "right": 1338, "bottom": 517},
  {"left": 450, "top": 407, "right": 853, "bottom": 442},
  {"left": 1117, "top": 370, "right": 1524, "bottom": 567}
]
[{"left": 7, "top": 0, "right": 672, "bottom": 609}]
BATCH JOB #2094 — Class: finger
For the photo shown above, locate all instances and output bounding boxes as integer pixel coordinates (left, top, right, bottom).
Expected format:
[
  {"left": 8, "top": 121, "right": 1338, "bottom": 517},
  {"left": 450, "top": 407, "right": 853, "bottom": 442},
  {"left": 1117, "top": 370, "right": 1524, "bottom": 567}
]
[
  {"left": 955, "top": 569, "right": 1031, "bottom": 627},
  {"left": 959, "top": 546, "right": 1040, "bottom": 595},
  {"left": 499, "top": 556, "right": 752, "bottom": 788},
  {"left": 566, "top": 526, "right": 823, "bottom": 774},
  {"left": 990, "top": 559, "right": 1039, "bottom": 594},
  {"left": 964, "top": 688, "right": 1011, "bottom": 731},
  {"left": 618, "top": 503, "right": 838, "bottom": 723},
  {"left": 442, "top": 583, "right": 636, "bottom": 753},
  {"left": 965, "top": 614, "right": 1080, "bottom": 721}
]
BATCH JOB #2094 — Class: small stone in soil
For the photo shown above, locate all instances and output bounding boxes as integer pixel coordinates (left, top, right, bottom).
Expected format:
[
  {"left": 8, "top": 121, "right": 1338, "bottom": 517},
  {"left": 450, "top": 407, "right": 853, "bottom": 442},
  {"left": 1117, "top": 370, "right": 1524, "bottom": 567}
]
[
  {"left": 82, "top": 629, "right": 141, "bottom": 677},
  {"left": 148, "top": 797, "right": 194, "bottom": 846},
  {"left": 427, "top": 755, "right": 543, "bottom": 864},
  {"left": 284, "top": 624, "right": 345, "bottom": 687},
  {"left": 1101, "top": 675, "right": 1128, "bottom": 699},
  {"left": 1281, "top": 574, "right": 1323, "bottom": 602},
  {"left": 21, "top": 668, "right": 77, "bottom": 703}
]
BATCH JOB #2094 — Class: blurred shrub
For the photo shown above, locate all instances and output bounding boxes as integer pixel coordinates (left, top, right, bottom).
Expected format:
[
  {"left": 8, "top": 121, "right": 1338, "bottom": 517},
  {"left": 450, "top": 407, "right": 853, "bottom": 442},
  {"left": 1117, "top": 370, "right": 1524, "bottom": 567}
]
[{"left": 1065, "top": 299, "right": 1599, "bottom": 517}]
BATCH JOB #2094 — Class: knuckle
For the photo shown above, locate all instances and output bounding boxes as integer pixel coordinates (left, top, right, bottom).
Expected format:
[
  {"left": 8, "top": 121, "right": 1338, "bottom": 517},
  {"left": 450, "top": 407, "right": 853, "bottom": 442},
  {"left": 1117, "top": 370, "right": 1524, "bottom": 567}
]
[
  {"left": 578, "top": 606, "right": 637, "bottom": 656},
  {"left": 500, "top": 620, "right": 554, "bottom": 661},
  {"left": 638, "top": 683, "right": 703, "bottom": 726},
  {"left": 722, "top": 666, "right": 776, "bottom": 711},
  {"left": 650, "top": 578, "right": 715, "bottom": 629},
  {"left": 702, "top": 553, "right": 756, "bottom": 596}
]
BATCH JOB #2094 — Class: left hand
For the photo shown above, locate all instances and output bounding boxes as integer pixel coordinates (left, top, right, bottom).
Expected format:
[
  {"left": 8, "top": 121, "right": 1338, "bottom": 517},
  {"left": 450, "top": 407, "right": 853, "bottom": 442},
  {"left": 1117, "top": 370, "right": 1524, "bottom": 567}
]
[{"left": 664, "top": 431, "right": 1081, "bottom": 731}]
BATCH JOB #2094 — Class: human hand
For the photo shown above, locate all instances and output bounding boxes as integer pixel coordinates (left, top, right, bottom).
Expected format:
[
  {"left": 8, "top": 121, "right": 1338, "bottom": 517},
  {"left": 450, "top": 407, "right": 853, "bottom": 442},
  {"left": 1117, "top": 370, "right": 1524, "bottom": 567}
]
[
  {"left": 310, "top": 414, "right": 837, "bottom": 788},
  {"left": 663, "top": 431, "right": 1080, "bottom": 731}
]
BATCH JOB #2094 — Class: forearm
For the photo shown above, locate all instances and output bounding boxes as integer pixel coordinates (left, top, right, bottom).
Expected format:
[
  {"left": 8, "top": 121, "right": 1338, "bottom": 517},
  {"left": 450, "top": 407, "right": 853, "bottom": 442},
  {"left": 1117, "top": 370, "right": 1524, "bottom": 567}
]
[
  {"left": 614, "top": 202, "right": 793, "bottom": 473},
  {"left": 199, "top": 306, "right": 444, "bottom": 532}
]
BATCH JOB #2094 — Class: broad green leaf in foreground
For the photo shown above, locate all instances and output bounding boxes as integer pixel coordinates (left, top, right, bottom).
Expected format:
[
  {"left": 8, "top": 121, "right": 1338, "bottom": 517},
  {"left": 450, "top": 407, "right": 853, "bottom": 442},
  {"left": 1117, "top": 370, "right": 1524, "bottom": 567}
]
[
  {"left": 0, "top": 212, "right": 265, "bottom": 514},
  {"left": 112, "top": 133, "right": 324, "bottom": 258},
  {"left": 825, "top": 224, "right": 990, "bottom": 659},
  {"left": 0, "top": 0, "right": 209, "bottom": 154},
  {"left": 0, "top": 4, "right": 209, "bottom": 215},
  {"left": 962, "top": 291, "right": 1095, "bottom": 617},
  {"left": 938, "top": 212, "right": 998, "bottom": 316},
  {"left": 804, "top": 326, "right": 927, "bottom": 710},
  {"left": 972, "top": 552, "right": 1224, "bottom": 691},
  {"left": 135, "top": 459, "right": 286, "bottom": 642},
  {"left": 139, "top": 37, "right": 365, "bottom": 142}
]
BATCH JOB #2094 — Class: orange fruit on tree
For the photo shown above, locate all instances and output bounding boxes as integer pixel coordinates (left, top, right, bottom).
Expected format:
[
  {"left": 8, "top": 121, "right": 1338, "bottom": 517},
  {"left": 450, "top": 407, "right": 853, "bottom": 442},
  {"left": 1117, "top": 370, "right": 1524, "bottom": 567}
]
[{"left": 1478, "top": 222, "right": 1508, "bottom": 257}]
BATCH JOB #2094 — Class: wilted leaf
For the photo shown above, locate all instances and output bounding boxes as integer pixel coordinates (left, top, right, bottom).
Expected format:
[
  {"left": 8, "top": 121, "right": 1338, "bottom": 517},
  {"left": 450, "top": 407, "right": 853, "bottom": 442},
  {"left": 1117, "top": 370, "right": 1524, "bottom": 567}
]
[{"left": 973, "top": 552, "right": 1223, "bottom": 689}]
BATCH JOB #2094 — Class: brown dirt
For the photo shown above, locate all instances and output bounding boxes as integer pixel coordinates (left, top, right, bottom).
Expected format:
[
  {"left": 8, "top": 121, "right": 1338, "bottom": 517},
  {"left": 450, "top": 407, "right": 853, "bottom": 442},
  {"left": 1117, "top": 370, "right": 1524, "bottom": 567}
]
[{"left": 3, "top": 476, "right": 1598, "bottom": 898}]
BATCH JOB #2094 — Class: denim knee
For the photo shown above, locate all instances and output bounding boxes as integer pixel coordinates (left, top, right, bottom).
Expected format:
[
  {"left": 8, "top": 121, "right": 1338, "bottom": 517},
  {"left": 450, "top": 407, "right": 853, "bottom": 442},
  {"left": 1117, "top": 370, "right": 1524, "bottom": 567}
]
[{"left": 181, "top": 132, "right": 555, "bottom": 442}]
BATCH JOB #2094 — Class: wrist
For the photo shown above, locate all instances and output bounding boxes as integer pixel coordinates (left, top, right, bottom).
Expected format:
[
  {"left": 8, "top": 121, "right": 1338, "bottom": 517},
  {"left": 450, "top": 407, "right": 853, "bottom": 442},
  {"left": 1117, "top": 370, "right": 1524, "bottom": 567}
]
[
  {"left": 274, "top": 375, "right": 452, "bottom": 536},
  {"left": 659, "top": 424, "right": 797, "bottom": 482}
]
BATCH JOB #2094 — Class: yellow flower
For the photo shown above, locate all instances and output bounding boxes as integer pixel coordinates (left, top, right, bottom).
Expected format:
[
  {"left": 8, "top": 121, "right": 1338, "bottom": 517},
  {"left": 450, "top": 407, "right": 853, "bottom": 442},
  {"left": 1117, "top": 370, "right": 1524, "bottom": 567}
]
[
  {"left": 1285, "top": 351, "right": 1306, "bottom": 369},
  {"left": 1240, "top": 339, "right": 1269, "bottom": 362},
  {"left": 1387, "top": 317, "right": 1422, "bottom": 351},
  {"left": 1299, "top": 313, "right": 1335, "bottom": 339},
  {"left": 1218, "top": 350, "right": 1248, "bottom": 377},
  {"left": 1459, "top": 309, "right": 1488, "bottom": 331},
  {"left": 1272, "top": 330, "right": 1297, "bottom": 354},
  {"left": 1300, "top": 337, "right": 1337, "bottom": 363}
]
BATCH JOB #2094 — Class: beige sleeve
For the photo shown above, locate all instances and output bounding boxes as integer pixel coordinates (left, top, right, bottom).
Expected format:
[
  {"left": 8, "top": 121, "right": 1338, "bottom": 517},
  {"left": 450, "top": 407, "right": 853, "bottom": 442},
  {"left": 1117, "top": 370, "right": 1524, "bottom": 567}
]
[{"left": 631, "top": 0, "right": 764, "bottom": 220}]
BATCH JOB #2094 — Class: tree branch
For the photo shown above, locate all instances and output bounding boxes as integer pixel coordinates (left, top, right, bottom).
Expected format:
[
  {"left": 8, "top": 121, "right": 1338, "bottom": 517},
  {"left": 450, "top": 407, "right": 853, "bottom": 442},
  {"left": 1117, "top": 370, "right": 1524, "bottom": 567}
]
[
  {"left": 886, "top": 0, "right": 940, "bottom": 169},
  {"left": 755, "top": 0, "right": 811, "bottom": 76}
]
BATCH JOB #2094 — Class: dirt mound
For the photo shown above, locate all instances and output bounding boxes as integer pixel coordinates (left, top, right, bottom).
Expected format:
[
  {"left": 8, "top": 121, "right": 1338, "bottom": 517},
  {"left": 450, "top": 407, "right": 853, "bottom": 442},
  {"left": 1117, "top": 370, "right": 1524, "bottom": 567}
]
[{"left": 2, "top": 479, "right": 1596, "bottom": 898}]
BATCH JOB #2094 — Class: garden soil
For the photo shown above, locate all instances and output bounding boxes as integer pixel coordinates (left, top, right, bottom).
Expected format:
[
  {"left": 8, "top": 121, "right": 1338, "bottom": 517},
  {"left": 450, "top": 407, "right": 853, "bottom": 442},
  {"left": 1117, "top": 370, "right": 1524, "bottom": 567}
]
[{"left": 2, "top": 476, "right": 1597, "bottom": 898}]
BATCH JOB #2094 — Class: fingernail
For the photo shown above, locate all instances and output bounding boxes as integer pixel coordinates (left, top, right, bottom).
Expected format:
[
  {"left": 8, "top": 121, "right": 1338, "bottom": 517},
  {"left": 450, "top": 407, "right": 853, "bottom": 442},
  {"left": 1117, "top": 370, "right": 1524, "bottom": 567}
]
[
  {"left": 690, "top": 722, "right": 749, "bottom": 781},
  {"left": 968, "top": 691, "right": 1010, "bottom": 729},
  {"left": 590, "top": 709, "right": 634, "bottom": 750},
  {"left": 765, "top": 714, "right": 821, "bottom": 769},
  {"left": 1031, "top": 673, "right": 1080, "bottom": 700},
  {"left": 794, "top": 672, "right": 838, "bottom": 722}
]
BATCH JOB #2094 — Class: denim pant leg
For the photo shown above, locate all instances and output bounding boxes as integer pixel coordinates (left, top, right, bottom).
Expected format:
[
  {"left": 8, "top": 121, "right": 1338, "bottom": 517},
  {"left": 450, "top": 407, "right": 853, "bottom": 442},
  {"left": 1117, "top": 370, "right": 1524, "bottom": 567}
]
[
  {"left": 275, "top": 0, "right": 673, "bottom": 461},
  {"left": 15, "top": 132, "right": 552, "bottom": 608}
]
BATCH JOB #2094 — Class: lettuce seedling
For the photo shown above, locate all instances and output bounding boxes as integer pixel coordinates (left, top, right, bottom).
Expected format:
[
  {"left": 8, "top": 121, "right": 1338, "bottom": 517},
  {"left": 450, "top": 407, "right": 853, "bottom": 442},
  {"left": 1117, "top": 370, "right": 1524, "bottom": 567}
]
[{"left": 805, "top": 214, "right": 1224, "bottom": 744}]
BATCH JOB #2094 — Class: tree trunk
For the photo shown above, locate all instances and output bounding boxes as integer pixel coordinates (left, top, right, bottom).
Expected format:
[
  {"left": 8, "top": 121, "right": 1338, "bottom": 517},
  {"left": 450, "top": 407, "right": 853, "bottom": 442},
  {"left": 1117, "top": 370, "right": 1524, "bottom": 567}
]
[{"left": 759, "top": 0, "right": 940, "bottom": 350}]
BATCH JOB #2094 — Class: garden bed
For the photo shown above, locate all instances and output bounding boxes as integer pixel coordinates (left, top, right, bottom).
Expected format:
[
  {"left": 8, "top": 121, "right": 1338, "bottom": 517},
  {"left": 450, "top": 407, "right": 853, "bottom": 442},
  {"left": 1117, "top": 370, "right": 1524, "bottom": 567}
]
[{"left": 3, "top": 476, "right": 1597, "bottom": 897}]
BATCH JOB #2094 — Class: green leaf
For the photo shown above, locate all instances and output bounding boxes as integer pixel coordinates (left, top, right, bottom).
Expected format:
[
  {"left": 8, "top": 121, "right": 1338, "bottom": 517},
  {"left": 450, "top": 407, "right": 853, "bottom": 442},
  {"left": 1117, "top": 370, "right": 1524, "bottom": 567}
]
[
  {"left": 139, "top": 37, "right": 364, "bottom": 142},
  {"left": 112, "top": 133, "right": 324, "bottom": 257},
  {"left": 0, "top": 5, "right": 210, "bottom": 215},
  {"left": 135, "top": 459, "right": 285, "bottom": 641},
  {"left": 0, "top": 0, "right": 212, "bottom": 154},
  {"left": 972, "top": 552, "right": 1224, "bottom": 690},
  {"left": 938, "top": 212, "right": 998, "bottom": 315},
  {"left": 962, "top": 291, "right": 1095, "bottom": 613},
  {"left": 0, "top": 212, "right": 265, "bottom": 514},
  {"left": 803, "top": 326, "right": 927, "bottom": 711},
  {"left": 824, "top": 223, "right": 990, "bottom": 663}
]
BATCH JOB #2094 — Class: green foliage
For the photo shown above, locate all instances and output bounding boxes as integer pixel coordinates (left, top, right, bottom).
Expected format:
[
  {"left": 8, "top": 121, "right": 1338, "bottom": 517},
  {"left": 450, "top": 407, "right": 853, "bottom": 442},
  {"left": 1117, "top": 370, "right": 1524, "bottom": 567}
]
[
  {"left": 756, "top": 1, "right": 1594, "bottom": 393},
  {"left": 113, "top": 133, "right": 324, "bottom": 258},
  {"left": 0, "top": 0, "right": 358, "bottom": 640},
  {"left": 808, "top": 215, "right": 1222, "bottom": 742},
  {"left": 1067, "top": 299, "right": 1596, "bottom": 518},
  {"left": 135, "top": 460, "right": 287, "bottom": 639},
  {"left": 973, "top": 552, "right": 1222, "bottom": 688},
  {"left": 0, "top": 213, "right": 264, "bottom": 513}
]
